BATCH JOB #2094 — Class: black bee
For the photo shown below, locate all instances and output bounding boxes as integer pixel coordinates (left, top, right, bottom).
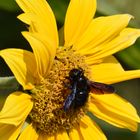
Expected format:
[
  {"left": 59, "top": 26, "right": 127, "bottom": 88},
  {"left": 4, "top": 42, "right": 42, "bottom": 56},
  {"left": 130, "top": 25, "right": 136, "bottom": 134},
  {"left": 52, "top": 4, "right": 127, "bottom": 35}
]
[{"left": 64, "top": 68, "right": 115, "bottom": 111}]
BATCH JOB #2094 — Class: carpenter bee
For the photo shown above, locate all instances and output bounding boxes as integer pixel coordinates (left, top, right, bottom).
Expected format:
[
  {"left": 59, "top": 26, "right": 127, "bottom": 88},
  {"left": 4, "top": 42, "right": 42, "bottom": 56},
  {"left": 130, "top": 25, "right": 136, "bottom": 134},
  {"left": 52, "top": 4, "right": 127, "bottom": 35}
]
[{"left": 64, "top": 68, "right": 115, "bottom": 111}]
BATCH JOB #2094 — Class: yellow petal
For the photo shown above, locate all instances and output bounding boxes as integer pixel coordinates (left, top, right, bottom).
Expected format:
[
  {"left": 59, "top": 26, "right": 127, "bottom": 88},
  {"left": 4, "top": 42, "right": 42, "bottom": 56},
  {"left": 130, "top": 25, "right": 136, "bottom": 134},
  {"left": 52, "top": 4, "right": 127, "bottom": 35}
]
[
  {"left": 22, "top": 32, "right": 53, "bottom": 77},
  {"left": 85, "top": 28, "right": 140, "bottom": 61},
  {"left": 56, "top": 131, "right": 69, "bottom": 140},
  {"left": 19, "top": 15, "right": 57, "bottom": 66},
  {"left": 38, "top": 133, "right": 55, "bottom": 140},
  {"left": 74, "top": 14, "right": 132, "bottom": 51},
  {"left": 18, "top": 123, "right": 38, "bottom": 140},
  {"left": 0, "top": 49, "right": 37, "bottom": 90},
  {"left": 16, "top": 0, "right": 29, "bottom": 12},
  {"left": 80, "top": 115, "right": 107, "bottom": 140},
  {"left": 18, "top": 13, "right": 35, "bottom": 25},
  {"left": 64, "top": 0, "right": 96, "bottom": 47},
  {"left": 89, "top": 93, "right": 140, "bottom": 131},
  {"left": 16, "top": 0, "right": 58, "bottom": 49},
  {"left": 0, "top": 122, "right": 23, "bottom": 140},
  {"left": 0, "top": 92, "right": 33, "bottom": 126},
  {"left": 16, "top": 0, "right": 58, "bottom": 74},
  {"left": 69, "top": 125, "right": 83, "bottom": 140},
  {"left": 89, "top": 55, "right": 140, "bottom": 84}
]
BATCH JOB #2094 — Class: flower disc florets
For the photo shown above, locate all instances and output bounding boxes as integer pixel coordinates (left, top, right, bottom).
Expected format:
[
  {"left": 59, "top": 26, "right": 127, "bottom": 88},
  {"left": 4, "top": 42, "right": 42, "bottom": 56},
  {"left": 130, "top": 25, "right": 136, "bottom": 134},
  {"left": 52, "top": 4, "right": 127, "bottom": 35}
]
[{"left": 29, "top": 47, "right": 91, "bottom": 135}]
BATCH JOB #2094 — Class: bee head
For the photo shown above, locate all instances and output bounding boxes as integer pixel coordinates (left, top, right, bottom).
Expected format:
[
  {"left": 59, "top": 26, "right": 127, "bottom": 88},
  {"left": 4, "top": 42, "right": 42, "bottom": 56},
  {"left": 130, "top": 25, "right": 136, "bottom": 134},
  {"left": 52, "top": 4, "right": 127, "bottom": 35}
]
[{"left": 69, "top": 68, "right": 84, "bottom": 80}]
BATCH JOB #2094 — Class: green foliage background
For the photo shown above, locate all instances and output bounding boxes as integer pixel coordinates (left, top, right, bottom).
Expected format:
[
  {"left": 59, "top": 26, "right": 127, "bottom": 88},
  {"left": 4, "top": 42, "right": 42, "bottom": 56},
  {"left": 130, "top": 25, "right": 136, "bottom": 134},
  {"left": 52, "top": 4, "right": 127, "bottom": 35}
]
[{"left": 0, "top": 0, "right": 140, "bottom": 140}]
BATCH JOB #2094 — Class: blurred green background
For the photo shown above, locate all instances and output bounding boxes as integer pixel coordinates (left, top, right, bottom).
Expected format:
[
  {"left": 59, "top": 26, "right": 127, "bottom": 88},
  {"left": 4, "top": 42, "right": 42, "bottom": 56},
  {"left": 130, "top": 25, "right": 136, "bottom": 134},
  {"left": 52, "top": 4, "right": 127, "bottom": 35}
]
[{"left": 0, "top": 0, "right": 140, "bottom": 140}]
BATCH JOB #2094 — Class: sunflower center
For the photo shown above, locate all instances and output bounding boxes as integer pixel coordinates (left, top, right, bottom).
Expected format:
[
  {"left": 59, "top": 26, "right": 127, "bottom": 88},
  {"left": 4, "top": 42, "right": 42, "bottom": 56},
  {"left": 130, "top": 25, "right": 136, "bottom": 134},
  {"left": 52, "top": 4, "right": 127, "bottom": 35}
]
[{"left": 29, "top": 47, "right": 90, "bottom": 135}]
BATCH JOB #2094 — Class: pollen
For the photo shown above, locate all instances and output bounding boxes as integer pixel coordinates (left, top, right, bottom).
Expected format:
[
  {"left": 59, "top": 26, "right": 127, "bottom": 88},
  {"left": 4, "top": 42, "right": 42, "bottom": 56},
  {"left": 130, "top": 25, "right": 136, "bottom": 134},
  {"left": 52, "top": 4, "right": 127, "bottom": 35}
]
[{"left": 29, "top": 47, "right": 90, "bottom": 135}]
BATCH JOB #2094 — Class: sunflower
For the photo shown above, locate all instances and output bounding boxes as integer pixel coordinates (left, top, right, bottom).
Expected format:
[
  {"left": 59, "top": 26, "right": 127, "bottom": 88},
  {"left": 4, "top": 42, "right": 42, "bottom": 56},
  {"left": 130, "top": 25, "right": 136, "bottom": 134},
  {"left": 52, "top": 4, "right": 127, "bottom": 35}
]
[{"left": 0, "top": 0, "right": 140, "bottom": 139}]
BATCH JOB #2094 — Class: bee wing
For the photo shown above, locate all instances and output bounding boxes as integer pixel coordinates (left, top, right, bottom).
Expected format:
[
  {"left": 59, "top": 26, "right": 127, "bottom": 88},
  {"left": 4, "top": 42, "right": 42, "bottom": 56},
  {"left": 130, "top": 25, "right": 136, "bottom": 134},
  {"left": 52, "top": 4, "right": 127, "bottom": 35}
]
[
  {"left": 87, "top": 80, "right": 115, "bottom": 94},
  {"left": 64, "top": 91, "right": 76, "bottom": 111}
]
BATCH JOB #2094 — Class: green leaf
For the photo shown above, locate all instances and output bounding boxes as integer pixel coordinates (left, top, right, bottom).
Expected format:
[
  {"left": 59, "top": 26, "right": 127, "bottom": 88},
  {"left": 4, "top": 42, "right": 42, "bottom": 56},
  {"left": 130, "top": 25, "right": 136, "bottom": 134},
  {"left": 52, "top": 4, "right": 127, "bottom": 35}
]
[
  {"left": 0, "top": 76, "right": 20, "bottom": 110},
  {"left": 0, "top": 0, "right": 19, "bottom": 12},
  {"left": 116, "top": 38, "right": 140, "bottom": 69},
  {"left": 0, "top": 76, "right": 19, "bottom": 90},
  {"left": 97, "top": 0, "right": 140, "bottom": 27}
]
